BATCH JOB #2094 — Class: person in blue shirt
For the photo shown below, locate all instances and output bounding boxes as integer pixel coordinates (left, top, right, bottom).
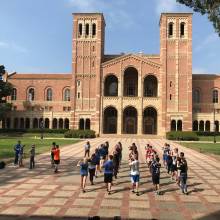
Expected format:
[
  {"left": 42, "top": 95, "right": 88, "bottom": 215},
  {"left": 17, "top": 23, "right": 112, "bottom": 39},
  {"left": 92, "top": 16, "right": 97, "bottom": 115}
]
[
  {"left": 103, "top": 155, "right": 114, "bottom": 194},
  {"left": 14, "top": 140, "right": 21, "bottom": 165},
  {"left": 77, "top": 158, "right": 89, "bottom": 193}
]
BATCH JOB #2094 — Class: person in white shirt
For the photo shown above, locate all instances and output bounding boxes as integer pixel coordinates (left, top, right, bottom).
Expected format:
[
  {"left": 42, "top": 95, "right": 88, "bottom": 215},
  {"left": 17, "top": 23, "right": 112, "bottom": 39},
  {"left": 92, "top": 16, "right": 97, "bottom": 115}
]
[
  {"left": 84, "top": 141, "right": 90, "bottom": 157},
  {"left": 129, "top": 154, "right": 140, "bottom": 196}
]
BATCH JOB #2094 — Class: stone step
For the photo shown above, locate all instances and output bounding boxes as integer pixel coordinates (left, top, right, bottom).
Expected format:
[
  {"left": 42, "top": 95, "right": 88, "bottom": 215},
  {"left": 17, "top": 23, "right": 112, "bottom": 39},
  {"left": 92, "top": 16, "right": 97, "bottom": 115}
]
[{"left": 99, "top": 134, "right": 164, "bottom": 139}]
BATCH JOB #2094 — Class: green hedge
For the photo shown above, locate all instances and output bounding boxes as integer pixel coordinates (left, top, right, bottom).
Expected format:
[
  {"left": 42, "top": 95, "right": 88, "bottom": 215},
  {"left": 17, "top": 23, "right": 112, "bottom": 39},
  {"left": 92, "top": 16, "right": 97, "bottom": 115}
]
[
  {"left": 196, "top": 131, "right": 220, "bottom": 136},
  {"left": 166, "top": 131, "right": 199, "bottom": 141},
  {"left": 64, "top": 129, "right": 96, "bottom": 138},
  {"left": 0, "top": 129, "right": 68, "bottom": 134}
]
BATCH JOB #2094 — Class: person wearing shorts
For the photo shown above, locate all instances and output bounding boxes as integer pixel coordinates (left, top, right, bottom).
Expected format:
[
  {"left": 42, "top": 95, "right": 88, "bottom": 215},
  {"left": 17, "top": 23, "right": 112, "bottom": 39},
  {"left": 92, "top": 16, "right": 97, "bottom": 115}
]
[
  {"left": 129, "top": 154, "right": 140, "bottom": 196},
  {"left": 151, "top": 157, "right": 161, "bottom": 195},
  {"left": 103, "top": 155, "right": 114, "bottom": 195},
  {"left": 53, "top": 145, "right": 60, "bottom": 173},
  {"left": 77, "top": 157, "right": 89, "bottom": 192}
]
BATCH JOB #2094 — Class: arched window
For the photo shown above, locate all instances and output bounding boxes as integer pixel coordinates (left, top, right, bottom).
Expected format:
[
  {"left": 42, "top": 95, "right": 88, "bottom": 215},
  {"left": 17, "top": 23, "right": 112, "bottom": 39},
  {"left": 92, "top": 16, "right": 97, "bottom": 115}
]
[
  {"left": 64, "top": 88, "right": 70, "bottom": 101},
  {"left": 25, "top": 118, "right": 30, "bottom": 129},
  {"left": 85, "top": 23, "right": 89, "bottom": 36},
  {"left": 59, "top": 118, "right": 63, "bottom": 129},
  {"left": 104, "top": 75, "right": 118, "bottom": 96},
  {"left": 143, "top": 75, "right": 158, "bottom": 97},
  {"left": 180, "top": 22, "right": 185, "bottom": 37},
  {"left": 78, "top": 23, "right": 83, "bottom": 36},
  {"left": 64, "top": 118, "right": 69, "bottom": 129},
  {"left": 215, "top": 121, "right": 219, "bottom": 132},
  {"left": 213, "top": 90, "right": 218, "bottom": 103},
  {"left": 45, "top": 118, "right": 50, "bottom": 129},
  {"left": 33, "top": 118, "right": 38, "bottom": 129},
  {"left": 28, "top": 88, "right": 35, "bottom": 101},
  {"left": 199, "top": 120, "right": 204, "bottom": 131},
  {"left": 11, "top": 88, "right": 17, "bottom": 100},
  {"left": 177, "top": 120, "right": 182, "bottom": 131},
  {"left": 193, "top": 120, "right": 198, "bottom": 131},
  {"left": 193, "top": 89, "right": 201, "bottom": 103},
  {"left": 46, "top": 88, "right": 52, "bottom": 101},
  {"left": 20, "top": 118, "right": 25, "bottom": 129},
  {"left": 85, "top": 119, "right": 90, "bottom": 130},
  {"left": 79, "top": 119, "right": 85, "bottom": 130},
  {"left": 171, "top": 120, "right": 176, "bottom": 131},
  {"left": 205, "top": 121, "right": 210, "bottom": 132},
  {"left": 92, "top": 23, "right": 96, "bottom": 36},
  {"left": 168, "top": 22, "right": 174, "bottom": 37},
  {"left": 52, "top": 118, "right": 58, "bottom": 129}
]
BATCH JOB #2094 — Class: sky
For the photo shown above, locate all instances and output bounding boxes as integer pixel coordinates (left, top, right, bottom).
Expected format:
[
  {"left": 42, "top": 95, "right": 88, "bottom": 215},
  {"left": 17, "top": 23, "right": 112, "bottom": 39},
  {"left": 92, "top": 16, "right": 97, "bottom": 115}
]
[{"left": 0, "top": 0, "right": 220, "bottom": 74}]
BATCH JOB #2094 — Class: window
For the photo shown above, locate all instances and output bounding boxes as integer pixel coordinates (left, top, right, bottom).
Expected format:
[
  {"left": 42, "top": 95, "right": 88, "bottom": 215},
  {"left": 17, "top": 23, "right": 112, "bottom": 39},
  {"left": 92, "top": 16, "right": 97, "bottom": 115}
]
[
  {"left": 78, "top": 23, "right": 83, "bottom": 36},
  {"left": 77, "top": 92, "right": 80, "bottom": 99},
  {"left": 193, "top": 89, "right": 200, "bottom": 103},
  {"left": 180, "top": 22, "right": 185, "bottom": 37},
  {"left": 170, "top": 94, "right": 172, "bottom": 100},
  {"left": 46, "top": 88, "right": 52, "bottom": 101},
  {"left": 92, "top": 61, "right": 95, "bottom": 67},
  {"left": 28, "top": 88, "right": 35, "bottom": 101},
  {"left": 85, "top": 23, "right": 89, "bottom": 36},
  {"left": 170, "top": 81, "right": 172, "bottom": 87},
  {"left": 77, "top": 80, "right": 81, "bottom": 87},
  {"left": 213, "top": 90, "right": 218, "bottom": 103},
  {"left": 92, "top": 23, "right": 96, "bottom": 36},
  {"left": 64, "top": 88, "right": 70, "bottom": 101},
  {"left": 11, "top": 88, "right": 17, "bottom": 100},
  {"left": 168, "top": 22, "right": 173, "bottom": 37},
  {"left": 49, "top": 106, "right": 53, "bottom": 111},
  {"left": 92, "top": 46, "right": 95, "bottom": 52}
]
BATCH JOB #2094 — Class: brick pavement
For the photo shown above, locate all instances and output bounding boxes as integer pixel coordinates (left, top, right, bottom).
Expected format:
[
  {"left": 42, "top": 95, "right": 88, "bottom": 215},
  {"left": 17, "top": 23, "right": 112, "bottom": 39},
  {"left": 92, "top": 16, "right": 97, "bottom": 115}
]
[{"left": 0, "top": 138, "right": 220, "bottom": 220}]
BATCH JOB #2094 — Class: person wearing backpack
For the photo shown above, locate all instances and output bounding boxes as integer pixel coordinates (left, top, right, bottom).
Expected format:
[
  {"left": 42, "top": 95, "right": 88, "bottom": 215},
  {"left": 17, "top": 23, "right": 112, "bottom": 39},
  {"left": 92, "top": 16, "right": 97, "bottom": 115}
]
[{"left": 84, "top": 141, "right": 91, "bottom": 157}]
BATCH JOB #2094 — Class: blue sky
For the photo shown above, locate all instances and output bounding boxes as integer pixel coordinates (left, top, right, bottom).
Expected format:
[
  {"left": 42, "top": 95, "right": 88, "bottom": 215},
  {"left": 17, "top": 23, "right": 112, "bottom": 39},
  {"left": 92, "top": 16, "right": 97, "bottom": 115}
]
[{"left": 0, "top": 0, "right": 220, "bottom": 74}]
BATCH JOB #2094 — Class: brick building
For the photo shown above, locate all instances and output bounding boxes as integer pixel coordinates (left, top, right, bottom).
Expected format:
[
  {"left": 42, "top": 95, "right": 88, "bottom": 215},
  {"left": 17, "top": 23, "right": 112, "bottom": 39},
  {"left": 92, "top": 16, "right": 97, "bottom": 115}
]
[{"left": 2, "top": 13, "right": 219, "bottom": 136}]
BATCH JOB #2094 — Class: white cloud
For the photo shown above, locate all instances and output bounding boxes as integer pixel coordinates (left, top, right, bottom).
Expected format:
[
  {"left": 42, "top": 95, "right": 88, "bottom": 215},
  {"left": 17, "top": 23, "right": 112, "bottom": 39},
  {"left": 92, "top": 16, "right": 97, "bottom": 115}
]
[
  {"left": 0, "top": 40, "right": 28, "bottom": 54},
  {"left": 194, "top": 33, "right": 219, "bottom": 52}
]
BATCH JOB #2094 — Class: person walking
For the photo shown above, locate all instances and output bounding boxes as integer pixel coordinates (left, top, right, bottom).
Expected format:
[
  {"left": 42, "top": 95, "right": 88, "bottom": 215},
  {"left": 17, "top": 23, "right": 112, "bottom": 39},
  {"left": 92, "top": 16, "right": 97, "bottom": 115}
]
[
  {"left": 103, "top": 155, "right": 114, "bottom": 195},
  {"left": 14, "top": 140, "right": 21, "bottom": 165},
  {"left": 129, "top": 154, "right": 140, "bottom": 196},
  {"left": 50, "top": 142, "right": 56, "bottom": 168},
  {"left": 151, "top": 156, "right": 161, "bottom": 195},
  {"left": 113, "top": 148, "right": 120, "bottom": 179},
  {"left": 77, "top": 157, "right": 89, "bottom": 192},
  {"left": 88, "top": 154, "right": 96, "bottom": 185},
  {"left": 178, "top": 152, "right": 188, "bottom": 194},
  {"left": 30, "top": 144, "right": 35, "bottom": 169},
  {"left": 53, "top": 145, "right": 60, "bottom": 173},
  {"left": 84, "top": 141, "right": 91, "bottom": 157},
  {"left": 18, "top": 144, "right": 25, "bottom": 167}
]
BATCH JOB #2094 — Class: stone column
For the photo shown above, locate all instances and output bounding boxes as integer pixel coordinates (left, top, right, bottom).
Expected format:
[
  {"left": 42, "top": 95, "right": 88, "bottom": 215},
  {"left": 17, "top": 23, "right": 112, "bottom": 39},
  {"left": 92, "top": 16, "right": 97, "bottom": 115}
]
[
  {"left": 117, "top": 108, "right": 122, "bottom": 135},
  {"left": 137, "top": 109, "right": 143, "bottom": 135}
]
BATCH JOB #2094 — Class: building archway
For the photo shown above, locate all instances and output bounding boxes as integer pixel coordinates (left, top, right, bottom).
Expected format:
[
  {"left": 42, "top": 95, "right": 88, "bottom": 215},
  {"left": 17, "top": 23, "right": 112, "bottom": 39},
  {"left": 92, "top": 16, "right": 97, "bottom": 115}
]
[
  {"left": 143, "top": 107, "right": 157, "bottom": 134},
  {"left": 199, "top": 120, "right": 204, "bottom": 131},
  {"left": 205, "top": 121, "right": 210, "bottom": 132},
  {"left": 59, "top": 118, "right": 63, "bottom": 129},
  {"left": 215, "top": 121, "right": 219, "bottom": 132},
  {"left": 193, "top": 120, "right": 198, "bottom": 131},
  {"left": 25, "top": 118, "right": 30, "bottom": 129},
  {"left": 14, "top": 118, "right": 19, "bottom": 129},
  {"left": 64, "top": 118, "right": 69, "bottom": 129},
  {"left": 85, "top": 119, "right": 90, "bottom": 130},
  {"left": 104, "top": 75, "right": 118, "bottom": 96},
  {"left": 143, "top": 75, "right": 158, "bottom": 97},
  {"left": 33, "top": 118, "right": 38, "bottom": 129},
  {"left": 79, "top": 119, "right": 84, "bottom": 130},
  {"left": 20, "top": 118, "right": 25, "bottom": 129},
  {"left": 6, "top": 118, "right": 11, "bottom": 128},
  {"left": 123, "top": 67, "right": 138, "bottom": 97},
  {"left": 177, "top": 120, "right": 182, "bottom": 131},
  {"left": 171, "top": 120, "right": 176, "bottom": 131},
  {"left": 45, "top": 118, "right": 50, "bottom": 129},
  {"left": 103, "top": 107, "right": 117, "bottom": 134},
  {"left": 123, "top": 106, "right": 137, "bottom": 134},
  {"left": 52, "top": 118, "right": 57, "bottom": 129}
]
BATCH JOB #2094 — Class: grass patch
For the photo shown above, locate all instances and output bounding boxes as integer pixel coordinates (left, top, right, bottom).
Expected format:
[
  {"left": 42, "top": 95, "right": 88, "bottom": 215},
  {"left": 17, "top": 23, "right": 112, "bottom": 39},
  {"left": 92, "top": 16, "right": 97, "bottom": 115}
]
[
  {"left": 198, "top": 136, "right": 220, "bottom": 142},
  {"left": 181, "top": 142, "right": 220, "bottom": 155},
  {"left": 0, "top": 132, "right": 64, "bottom": 138},
  {"left": 0, "top": 138, "right": 80, "bottom": 160}
]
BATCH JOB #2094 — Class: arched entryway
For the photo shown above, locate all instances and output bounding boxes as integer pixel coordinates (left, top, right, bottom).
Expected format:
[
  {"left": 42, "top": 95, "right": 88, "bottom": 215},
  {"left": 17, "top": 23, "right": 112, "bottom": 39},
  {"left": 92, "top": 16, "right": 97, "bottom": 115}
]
[
  {"left": 59, "top": 118, "right": 63, "bottom": 129},
  {"left": 79, "top": 119, "right": 84, "bottom": 130},
  {"left": 25, "top": 118, "right": 30, "bottom": 129},
  {"left": 170, "top": 120, "right": 176, "bottom": 131},
  {"left": 45, "top": 118, "right": 50, "bottom": 129},
  {"left": 20, "top": 118, "right": 25, "bottom": 129},
  {"left": 52, "top": 118, "right": 57, "bottom": 129},
  {"left": 199, "top": 120, "right": 204, "bottom": 131},
  {"left": 143, "top": 75, "right": 158, "bottom": 97},
  {"left": 177, "top": 120, "right": 182, "bottom": 131},
  {"left": 103, "top": 106, "right": 117, "bottom": 134},
  {"left": 193, "top": 120, "right": 198, "bottom": 131},
  {"left": 123, "top": 67, "right": 138, "bottom": 97},
  {"left": 205, "top": 121, "right": 210, "bottom": 132},
  {"left": 123, "top": 106, "right": 137, "bottom": 134},
  {"left": 33, "top": 118, "right": 38, "bottom": 129},
  {"left": 64, "top": 118, "right": 69, "bottom": 129},
  {"left": 85, "top": 119, "right": 90, "bottom": 130},
  {"left": 104, "top": 75, "right": 118, "bottom": 96},
  {"left": 143, "top": 107, "right": 157, "bottom": 134}
]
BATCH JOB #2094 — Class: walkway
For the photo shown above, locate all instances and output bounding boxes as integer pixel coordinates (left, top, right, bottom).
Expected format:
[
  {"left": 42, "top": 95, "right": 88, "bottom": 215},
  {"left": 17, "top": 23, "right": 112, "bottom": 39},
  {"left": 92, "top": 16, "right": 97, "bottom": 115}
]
[{"left": 0, "top": 138, "right": 220, "bottom": 219}]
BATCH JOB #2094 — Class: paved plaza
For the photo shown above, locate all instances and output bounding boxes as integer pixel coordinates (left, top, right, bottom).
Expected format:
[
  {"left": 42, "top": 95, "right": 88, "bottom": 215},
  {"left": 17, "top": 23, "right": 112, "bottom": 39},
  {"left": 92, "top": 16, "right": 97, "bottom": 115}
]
[{"left": 0, "top": 138, "right": 220, "bottom": 220}]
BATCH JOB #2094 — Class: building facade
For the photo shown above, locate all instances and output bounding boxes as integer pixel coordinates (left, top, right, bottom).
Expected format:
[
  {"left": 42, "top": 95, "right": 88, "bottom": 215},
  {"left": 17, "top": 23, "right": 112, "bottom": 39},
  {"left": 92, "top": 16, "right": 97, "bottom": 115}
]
[{"left": 2, "top": 13, "right": 219, "bottom": 136}]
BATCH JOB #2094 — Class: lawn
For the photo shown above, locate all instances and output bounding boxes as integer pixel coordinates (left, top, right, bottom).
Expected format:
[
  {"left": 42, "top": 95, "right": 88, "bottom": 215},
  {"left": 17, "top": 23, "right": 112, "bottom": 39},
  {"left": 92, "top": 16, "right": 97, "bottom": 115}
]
[
  {"left": 181, "top": 142, "right": 220, "bottom": 155},
  {"left": 198, "top": 136, "right": 220, "bottom": 142},
  {"left": 0, "top": 138, "right": 80, "bottom": 160}
]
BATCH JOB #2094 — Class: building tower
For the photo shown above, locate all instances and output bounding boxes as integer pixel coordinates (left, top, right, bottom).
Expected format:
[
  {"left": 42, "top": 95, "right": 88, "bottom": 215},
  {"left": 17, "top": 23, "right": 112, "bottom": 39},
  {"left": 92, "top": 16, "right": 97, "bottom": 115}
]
[
  {"left": 71, "top": 13, "right": 105, "bottom": 134},
  {"left": 160, "top": 13, "right": 192, "bottom": 132}
]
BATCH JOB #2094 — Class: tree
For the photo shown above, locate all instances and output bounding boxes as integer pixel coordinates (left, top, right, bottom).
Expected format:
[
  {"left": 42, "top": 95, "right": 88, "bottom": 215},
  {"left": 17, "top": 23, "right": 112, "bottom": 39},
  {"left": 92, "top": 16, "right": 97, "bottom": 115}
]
[
  {"left": 177, "top": 0, "right": 220, "bottom": 36},
  {"left": 0, "top": 65, "right": 13, "bottom": 120}
]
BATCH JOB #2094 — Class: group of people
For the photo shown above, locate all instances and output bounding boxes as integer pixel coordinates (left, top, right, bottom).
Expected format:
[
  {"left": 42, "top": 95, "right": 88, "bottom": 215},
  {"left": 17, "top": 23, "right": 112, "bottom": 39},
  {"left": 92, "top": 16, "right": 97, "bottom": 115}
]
[
  {"left": 162, "top": 143, "right": 188, "bottom": 194},
  {"left": 77, "top": 141, "right": 122, "bottom": 194},
  {"left": 14, "top": 140, "right": 35, "bottom": 169}
]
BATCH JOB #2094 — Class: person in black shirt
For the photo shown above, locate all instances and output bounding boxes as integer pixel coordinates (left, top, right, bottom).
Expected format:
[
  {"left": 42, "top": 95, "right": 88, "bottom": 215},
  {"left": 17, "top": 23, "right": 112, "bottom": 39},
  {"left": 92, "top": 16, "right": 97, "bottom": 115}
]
[
  {"left": 178, "top": 152, "right": 188, "bottom": 194},
  {"left": 166, "top": 151, "right": 173, "bottom": 174}
]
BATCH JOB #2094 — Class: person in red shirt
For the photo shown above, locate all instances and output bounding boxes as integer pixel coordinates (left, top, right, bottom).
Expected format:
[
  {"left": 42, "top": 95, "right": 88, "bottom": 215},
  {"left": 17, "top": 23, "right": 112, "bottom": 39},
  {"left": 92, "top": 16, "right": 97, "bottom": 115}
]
[{"left": 53, "top": 145, "right": 60, "bottom": 173}]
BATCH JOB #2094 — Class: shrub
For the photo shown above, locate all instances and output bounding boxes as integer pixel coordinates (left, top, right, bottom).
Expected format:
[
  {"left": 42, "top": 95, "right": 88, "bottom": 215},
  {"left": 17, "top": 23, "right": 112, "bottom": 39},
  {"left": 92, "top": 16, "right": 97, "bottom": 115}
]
[
  {"left": 166, "top": 131, "right": 199, "bottom": 141},
  {"left": 64, "top": 129, "right": 96, "bottom": 138},
  {"left": 196, "top": 131, "right": 220, "bottom": 136}
]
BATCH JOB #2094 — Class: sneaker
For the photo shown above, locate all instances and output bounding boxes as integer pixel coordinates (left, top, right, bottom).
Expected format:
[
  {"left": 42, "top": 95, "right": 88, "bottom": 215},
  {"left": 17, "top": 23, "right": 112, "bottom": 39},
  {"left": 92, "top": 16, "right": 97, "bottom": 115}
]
[{"left": 136, "top": 192, "right": 140, "bottom": 196}]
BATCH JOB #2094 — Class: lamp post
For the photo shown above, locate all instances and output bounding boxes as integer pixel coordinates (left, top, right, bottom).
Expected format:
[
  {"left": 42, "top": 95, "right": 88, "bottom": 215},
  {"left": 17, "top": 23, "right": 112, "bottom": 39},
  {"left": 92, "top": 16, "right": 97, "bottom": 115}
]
[
  {"left": 40, "top": 107, "right": 44, "bottom": 140},
  {"left": 213, "top": 107, "right": 216, "bottom": 143}
]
